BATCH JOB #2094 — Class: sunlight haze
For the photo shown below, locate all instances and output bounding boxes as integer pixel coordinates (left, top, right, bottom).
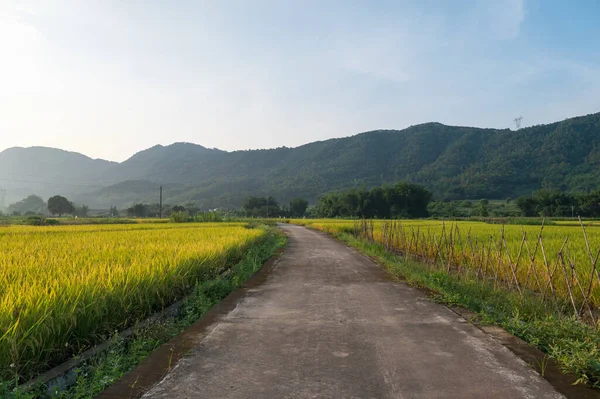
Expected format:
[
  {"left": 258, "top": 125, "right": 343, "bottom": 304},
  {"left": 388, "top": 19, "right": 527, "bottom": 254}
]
[{"left": 1, "top": 0, "right": 599, "bottom": 161}]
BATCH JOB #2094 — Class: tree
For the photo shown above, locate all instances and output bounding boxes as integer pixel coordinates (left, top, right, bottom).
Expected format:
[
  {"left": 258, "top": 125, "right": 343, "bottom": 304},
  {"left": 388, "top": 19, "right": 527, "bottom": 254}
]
[
  {"left": 243, "top": 196, "right": 267, "bottom": 214},
  {"left": 314, "top": 182, "right": 432, "bottom": 218},
  {"left": 577, "top": 190, "right": 600, "bottom": 217},
  {"left": 127, "top": 203, "right": 149, "bottom": 218},
  {"left": 48, "top": 195, "right": 75, "bottom": 216},
  {"left": 289, "top": 198, "right": 308, "bottom": 217},
  {"left": 242, "top": 196, "right": 282, "bottom": 217},
  {"left": 8, "top": 195, "right": 46, "bottom": 215},
  {"left": 315, "top": 193, "right": 342, "bottom": 218},
  {"left": 475, "top": 199, "right": 489, "bottom": 217},
  {"left": 109, "top": 206, "right": 120, "bottom": 217},
  {"left": 513, "top": 190, "right": 600, "bottom": 218},
  {"left": 185, "top": 201, "right": 200, "bottom": 217},
  {"left": 366, "top": 187, "right": 389, "bottom": 218},
  {"left": 172, "top": 205, "right": 186, "bottom": 213},
  {"left": 75, "top": 205, "right": 89, "bottom": 217},
  {"left": 388, "top": 182, "right": 432, "bottom": 218},
  {"left": 515, "top": 196, "right": 538, "bottom": 217},
  {"left": 514, "top": 189, "right": 578, "bottom": 217},
  {"left": 145, "top": 203, "right": 164, "bottom": 217}
]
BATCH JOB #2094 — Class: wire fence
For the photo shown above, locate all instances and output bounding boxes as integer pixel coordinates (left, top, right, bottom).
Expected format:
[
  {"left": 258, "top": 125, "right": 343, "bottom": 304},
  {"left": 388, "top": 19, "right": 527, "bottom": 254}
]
[{"left": 353, "top": 218, "right": 600, "bottom": 327}]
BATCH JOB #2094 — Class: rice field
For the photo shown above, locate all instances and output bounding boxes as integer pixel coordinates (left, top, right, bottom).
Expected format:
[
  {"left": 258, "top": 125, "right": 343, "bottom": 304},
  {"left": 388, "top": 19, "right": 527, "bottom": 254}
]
[
  {"left": 292, "top": 219, "right": 600, "bottom": 321},
  {"left": 0, "top": 222, "right": 265, "bottom": 380}
]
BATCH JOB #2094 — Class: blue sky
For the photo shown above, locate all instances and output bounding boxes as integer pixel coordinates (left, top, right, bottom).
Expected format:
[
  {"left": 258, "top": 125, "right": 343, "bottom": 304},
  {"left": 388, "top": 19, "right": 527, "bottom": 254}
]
[{"left": 0, "top": 0, "right": 599, "bottom": 161}]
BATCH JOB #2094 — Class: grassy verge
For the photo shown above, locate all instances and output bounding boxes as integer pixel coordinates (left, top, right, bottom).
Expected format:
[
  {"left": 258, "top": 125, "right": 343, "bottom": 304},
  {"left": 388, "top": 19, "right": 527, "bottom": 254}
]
[
  {"left": 1, "top": 226, "right": 286, "bottom": 399},
  {"left": 326, "top": 230, "right": 600, "bottom": 389}
]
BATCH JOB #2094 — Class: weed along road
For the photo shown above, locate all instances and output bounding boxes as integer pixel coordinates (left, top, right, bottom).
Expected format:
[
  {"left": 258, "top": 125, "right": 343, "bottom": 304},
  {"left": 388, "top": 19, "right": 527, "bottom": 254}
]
[{"left": 140, "top": 224, "right": 562, "bottom": 399}]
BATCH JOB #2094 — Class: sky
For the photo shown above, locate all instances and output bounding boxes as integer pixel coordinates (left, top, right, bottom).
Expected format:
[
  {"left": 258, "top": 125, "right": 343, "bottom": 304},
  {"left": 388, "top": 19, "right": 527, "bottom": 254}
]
[{"left": 0, "top": 0, "right": 599, "bottom": 162}]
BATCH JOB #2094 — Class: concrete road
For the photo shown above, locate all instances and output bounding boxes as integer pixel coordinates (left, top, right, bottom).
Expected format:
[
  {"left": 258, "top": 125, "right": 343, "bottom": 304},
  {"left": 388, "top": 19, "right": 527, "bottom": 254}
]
[{"left": 143, "top": 224, "right": 562, "bottom": 399}]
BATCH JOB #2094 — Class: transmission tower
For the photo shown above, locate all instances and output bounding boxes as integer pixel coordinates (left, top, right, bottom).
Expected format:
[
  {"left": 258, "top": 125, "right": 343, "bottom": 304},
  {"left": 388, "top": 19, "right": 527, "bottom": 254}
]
[{"left": 513, "top": 116, "right": 523, "bottom": 130}]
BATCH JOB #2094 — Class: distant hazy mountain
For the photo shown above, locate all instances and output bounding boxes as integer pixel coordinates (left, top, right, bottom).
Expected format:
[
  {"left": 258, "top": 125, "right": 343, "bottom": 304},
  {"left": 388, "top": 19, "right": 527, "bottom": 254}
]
[
  {"left": 99, "top": 143, "right": 224, "bottom": 183},
  {"left": 0, "top": 147, "right": 116, "bottom": 206},
  {"left": 1, "top": 111, "right": 599, "bottom": 209}
]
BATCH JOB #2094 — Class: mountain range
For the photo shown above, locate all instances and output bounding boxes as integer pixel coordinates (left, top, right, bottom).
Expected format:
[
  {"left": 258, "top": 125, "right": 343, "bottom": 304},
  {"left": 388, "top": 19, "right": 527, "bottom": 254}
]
[{"left": 1, "top": 111, "right": 599, "bottom": 210}]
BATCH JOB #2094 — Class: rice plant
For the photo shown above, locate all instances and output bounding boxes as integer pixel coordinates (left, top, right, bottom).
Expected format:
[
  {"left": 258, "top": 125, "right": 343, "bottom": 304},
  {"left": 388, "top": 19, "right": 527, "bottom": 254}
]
[{"left": 0, "top": 222, "right": 265, "bottom": 381}]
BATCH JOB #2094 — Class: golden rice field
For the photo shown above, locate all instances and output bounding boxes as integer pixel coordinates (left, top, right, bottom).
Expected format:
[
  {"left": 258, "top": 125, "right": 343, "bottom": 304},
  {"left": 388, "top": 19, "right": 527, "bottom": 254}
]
[
  {"left": 292, "top": 219, "right": 600, "bottom": 319},
  {"left": 0, "top": 222, "right": 265, "bottom": 380}
]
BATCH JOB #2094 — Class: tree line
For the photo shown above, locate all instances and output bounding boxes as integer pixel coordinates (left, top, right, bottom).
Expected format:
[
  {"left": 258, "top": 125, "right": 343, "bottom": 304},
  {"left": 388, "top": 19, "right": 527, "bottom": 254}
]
[
  {"left": 242, "top": 196, "right": 308, "bottom": 218},
  {"left": 10, "top": 185, "right": 598, "bottom": 221},
  {"left": 4, "top": 195, "right": 91, "bottom": 217},
  {"left": 2, "top": 183, "right": 433, "bottom": 220},
  {"left": 515, "top": 190, "right": 600, "bottom": 217},
  {"left": 314, "top": 182, "right": 432, "bottom": 218},
  {"left": 3, "top": 194, "right": 205, "bottom": 219}
]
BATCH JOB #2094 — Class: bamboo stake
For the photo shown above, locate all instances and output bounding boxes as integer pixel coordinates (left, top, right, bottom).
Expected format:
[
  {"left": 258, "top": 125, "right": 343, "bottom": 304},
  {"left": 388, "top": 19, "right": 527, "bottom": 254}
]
[
  {"left": 492, "top": 235, "right": 503, "bottom": 290},
  {"left": 503, "top": 231, "right": 525, "bottom": 295},
  {"left": 579, "top": 217, "right": 600, "bottom": 313},
  {"left": 540, "top": 235, "right": 559, "bottom": 303},
  {"left": 570, "top": 257, "right": 595, "bottom": 323},
  {"left": 523, "top": 237, "right": 544, "bottom": 294},
  {"left": 558, "top": 249, "right": 578, "bottom": 316}
]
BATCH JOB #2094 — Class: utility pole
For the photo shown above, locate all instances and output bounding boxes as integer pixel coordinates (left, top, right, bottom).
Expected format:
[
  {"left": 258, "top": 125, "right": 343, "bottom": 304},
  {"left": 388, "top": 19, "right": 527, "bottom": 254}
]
[
  {"left": 159, "top": 185, "right": 163, "bottom": 219},
  {"left": 266, "top": 196, "right": 269, "bottom": 218},
  {"left": 572, "top": 205, "right": 574, "bottom": 218}
]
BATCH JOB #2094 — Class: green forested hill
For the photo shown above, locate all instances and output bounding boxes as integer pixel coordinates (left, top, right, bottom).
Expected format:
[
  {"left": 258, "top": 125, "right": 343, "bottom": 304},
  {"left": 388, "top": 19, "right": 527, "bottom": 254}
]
[{"left": 1, "top": 112, "right": 599, "bottom": 209}]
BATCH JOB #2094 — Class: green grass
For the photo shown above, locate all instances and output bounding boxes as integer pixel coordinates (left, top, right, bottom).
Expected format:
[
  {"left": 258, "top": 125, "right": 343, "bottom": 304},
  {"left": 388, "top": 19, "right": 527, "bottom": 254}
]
[
  {"left": 1, "top": 226, "right": 286, "bottom": 399},
  {"left": 326, "top": 230, "right": 600, "bottom": 389}
]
